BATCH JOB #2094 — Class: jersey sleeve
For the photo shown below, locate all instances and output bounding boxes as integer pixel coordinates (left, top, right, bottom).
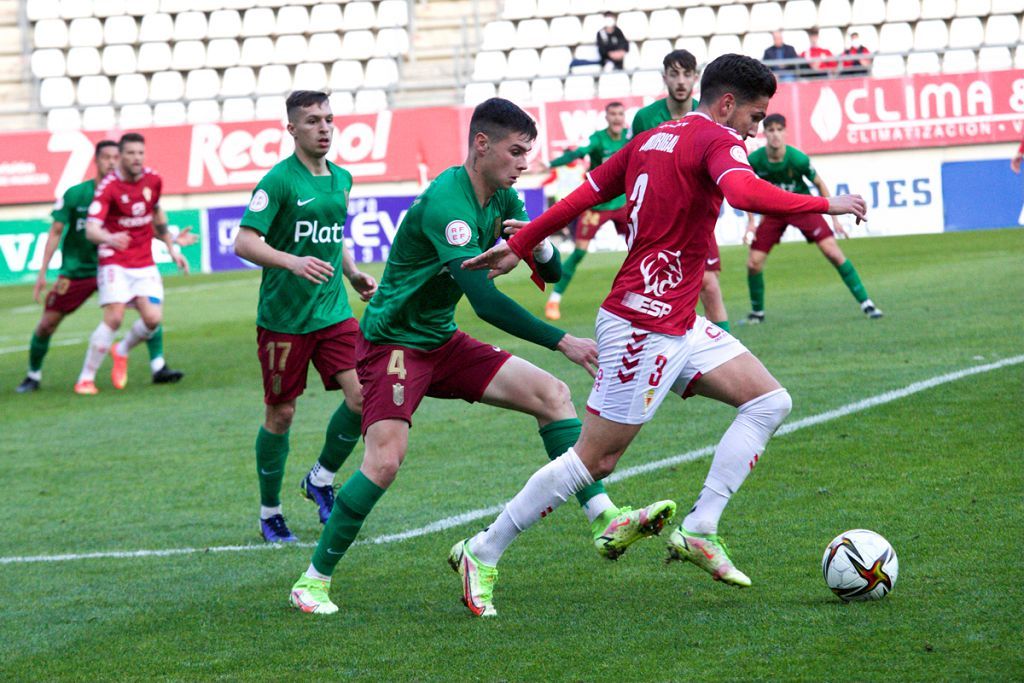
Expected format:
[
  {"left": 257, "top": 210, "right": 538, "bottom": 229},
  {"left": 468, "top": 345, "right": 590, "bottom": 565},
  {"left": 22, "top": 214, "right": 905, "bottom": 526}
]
[
  {"left": 239, "top": 173, "right": 283, "bottom": 235},
  {"left": 422, "top": 202, "right": 483, "bottom": 263},
  {"left": 704, "top": 131, "right": 757, "bottom": 186},
  {"left": 51, "top": 187, "right": 73, "bottom": 224}
]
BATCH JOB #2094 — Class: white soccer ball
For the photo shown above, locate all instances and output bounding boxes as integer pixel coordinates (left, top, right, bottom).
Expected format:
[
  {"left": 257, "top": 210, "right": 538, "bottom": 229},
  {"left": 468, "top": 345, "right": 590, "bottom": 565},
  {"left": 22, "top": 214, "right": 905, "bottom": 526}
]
[{"left": 821, "top": 529, "right": 898, "bottom": 602}]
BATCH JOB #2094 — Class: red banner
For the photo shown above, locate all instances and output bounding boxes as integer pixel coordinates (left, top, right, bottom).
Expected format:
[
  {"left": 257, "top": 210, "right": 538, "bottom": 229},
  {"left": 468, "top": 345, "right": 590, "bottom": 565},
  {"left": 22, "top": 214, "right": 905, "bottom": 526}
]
[{"left": 1, "top": 70, "right": 1021, "bottom": 206}]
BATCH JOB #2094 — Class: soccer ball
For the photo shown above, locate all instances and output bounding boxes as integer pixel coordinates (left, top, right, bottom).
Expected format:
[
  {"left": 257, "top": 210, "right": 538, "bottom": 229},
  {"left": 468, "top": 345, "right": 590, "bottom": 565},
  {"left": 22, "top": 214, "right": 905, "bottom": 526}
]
[{"left": 821, "top": 529, "right": 898, "bottom": 602}]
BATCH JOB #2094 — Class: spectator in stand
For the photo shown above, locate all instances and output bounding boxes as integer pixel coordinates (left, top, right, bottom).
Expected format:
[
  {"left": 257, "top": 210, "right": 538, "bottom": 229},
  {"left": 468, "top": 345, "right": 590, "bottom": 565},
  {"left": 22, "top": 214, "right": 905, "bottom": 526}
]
[
  {"left": 801, "top": 28, "right": 837, "bottom": 78},
  {"left": 840, "top": 32, "right": 872, "bottom": 76},
  {"left": 763, "top": 31, "right": 799, "bottom": 81},
  {"left": 1011, "top": 136, "right": 1024, "bottom": 174},
  {"left": 597, "top": 12, "right": 629, "bottom": 71}
]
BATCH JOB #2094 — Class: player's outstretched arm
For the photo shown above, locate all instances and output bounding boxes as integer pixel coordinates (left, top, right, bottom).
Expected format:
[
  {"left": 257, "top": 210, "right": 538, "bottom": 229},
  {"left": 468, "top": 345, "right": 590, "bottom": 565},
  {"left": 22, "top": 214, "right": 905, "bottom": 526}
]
[
  {"left": 233, "top": 226, "right": 334, "bottom": 284},
  {"left": 719, "top": 171, "right": 867, "bottom": 222},
  {"left": 85, "top": 219, "right": 130, "bottom": 251},
  {"left": 33, "top": 221, "right": 65, "bottom": 303}
]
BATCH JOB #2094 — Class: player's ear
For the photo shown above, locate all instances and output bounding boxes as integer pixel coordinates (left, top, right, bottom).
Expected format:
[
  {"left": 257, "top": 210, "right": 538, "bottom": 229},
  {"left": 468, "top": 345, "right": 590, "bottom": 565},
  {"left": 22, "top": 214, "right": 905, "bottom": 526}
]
[
  {"left": 474, "top": 131, "right": 490, "bottom": 156},
  {"left": 286, "top": 120, "right": 296, "bottom": 138}
]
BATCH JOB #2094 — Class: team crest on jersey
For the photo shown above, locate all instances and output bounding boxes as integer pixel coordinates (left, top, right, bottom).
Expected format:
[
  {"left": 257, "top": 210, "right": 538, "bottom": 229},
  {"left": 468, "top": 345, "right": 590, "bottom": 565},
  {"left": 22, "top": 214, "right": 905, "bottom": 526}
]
[
  {"left": 493, "top": 216, "right": 502, "bottom": 240},
  {"left": 730, "top": 146, "right": 750, "bottom": 165},
  {"left": 249, "top": 189, "right": 269, "bottom": 212},
  {"left": 445, "top": 220, "right": 472, "bottom": 246},
  {"left": 142, "top": 186, "right": 152, "bottom": 202},
  {"left": 639, "top": 250, "right": 684, "bottom": 297},
  {"left": 392, "top": 383, "right": 405, "bottom": 406}
]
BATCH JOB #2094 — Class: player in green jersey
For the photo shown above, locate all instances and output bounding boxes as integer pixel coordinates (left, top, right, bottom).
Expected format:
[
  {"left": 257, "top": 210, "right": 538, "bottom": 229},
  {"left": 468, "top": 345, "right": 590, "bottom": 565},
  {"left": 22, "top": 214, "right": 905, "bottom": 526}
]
[
  {"left": 234, "top": 91, "right": 378, "bottom": 543},
  {"left": 289, "top": 98, "right": 673, "bottom": 615},
  {"left": 542, "top": 101, "right": 630, "bottom": 321},
  {"left": 743, "top": 114, "right": 883, "bottom": 323},
  {"left": 631, "top": 49, "right": 733, "bottom": 334},
  {"left": 16, "top": 140, "right": 188, "bottom": 394}
]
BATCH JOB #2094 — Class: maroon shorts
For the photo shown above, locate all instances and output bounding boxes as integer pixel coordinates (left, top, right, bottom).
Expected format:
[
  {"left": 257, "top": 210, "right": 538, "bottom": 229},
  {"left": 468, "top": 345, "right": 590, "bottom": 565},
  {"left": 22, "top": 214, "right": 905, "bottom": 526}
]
[
  {"left": 256, "top": 317, "right": 358, "bottom": 405},
  {"left": 577, "top": 206, "right": 629, "bottom": 240},
  {"left": 705, "top": 240, "right": 721, "bottom": 273},
  {"left": 44, "top": 276, "right": 97, "bottom": 314},
  {"left": 357, "top": 330, "right": 512, "bottom": 433},
  {"left": 751, "top": 213, "right": 832, "bottom": 254}
]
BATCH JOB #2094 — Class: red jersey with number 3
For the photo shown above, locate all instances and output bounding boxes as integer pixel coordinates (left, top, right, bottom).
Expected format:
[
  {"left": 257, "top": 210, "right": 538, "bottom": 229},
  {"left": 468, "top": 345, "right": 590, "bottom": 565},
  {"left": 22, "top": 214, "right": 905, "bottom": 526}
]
[
  {"left": 88, "top": 168, "right": 163, "bottom": 268},
  {"left": 585, "top": 112, "right": 754, "bottom": 335}
]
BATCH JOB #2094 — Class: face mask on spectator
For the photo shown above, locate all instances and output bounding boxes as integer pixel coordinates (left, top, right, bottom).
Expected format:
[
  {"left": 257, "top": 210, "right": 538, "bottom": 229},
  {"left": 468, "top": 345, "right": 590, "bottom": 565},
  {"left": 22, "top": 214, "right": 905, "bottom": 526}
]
[
  {"left": 850, "top": 39, "right": 861, "bottom": 48},
  {"left": 605, "top": 18, "right": 616, "bottom": 28}
]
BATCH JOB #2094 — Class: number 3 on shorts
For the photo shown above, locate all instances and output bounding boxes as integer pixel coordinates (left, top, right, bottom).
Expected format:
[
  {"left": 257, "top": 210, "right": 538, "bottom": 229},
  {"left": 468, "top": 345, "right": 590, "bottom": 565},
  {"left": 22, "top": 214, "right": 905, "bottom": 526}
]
[{"left": 387, "top": 349, "right": 407, "bottom": 380}]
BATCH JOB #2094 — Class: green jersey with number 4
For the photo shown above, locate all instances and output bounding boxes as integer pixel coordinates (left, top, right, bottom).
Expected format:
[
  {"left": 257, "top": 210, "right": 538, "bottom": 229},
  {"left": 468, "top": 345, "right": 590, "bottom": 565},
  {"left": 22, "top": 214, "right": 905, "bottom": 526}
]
[
  {"left": 241, "top": 154, "right": 354, "bottom": 335},
  {"left": 51, "top": 179, "right": 98, "bottom": 280},
  {"left": 360, "top": 165, "right": 529, "bottom": 351},
  {"left": 747, "top": 145, "right": 816, "bottom": 195}
]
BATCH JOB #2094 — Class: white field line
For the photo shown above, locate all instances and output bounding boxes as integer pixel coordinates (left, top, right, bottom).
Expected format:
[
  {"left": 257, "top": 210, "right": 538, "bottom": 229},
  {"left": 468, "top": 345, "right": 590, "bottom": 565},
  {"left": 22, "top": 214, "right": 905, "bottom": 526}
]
[
  {"left": 2, "top": 354, "right": 1021, "bottom": 566},
  {"left": 3, "top": 279, "right": 252, "bottom": 316},
  {"left": 0, "top": 337, "right": 85, "bottom": 355}
]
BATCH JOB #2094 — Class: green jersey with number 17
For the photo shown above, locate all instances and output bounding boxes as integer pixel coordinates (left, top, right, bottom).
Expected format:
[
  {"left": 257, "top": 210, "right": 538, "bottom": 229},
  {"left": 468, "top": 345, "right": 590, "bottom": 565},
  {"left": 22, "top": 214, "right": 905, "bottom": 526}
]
[
  {"left": 360, "top": 165, "right": 529, "bottom": 351},
  {"left": 240, "top": 154, "right": 354, "bottom": 335},
  {"left": 51, "top": 179, "right": 98, "bottom": 279}
]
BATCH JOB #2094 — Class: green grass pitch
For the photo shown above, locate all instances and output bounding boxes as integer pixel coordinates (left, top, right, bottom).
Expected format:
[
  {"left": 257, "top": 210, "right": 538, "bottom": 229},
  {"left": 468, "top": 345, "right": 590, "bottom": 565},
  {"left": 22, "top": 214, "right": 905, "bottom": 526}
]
[{"left": 1, "top": 229, "right": 1021, "bottom": 680}]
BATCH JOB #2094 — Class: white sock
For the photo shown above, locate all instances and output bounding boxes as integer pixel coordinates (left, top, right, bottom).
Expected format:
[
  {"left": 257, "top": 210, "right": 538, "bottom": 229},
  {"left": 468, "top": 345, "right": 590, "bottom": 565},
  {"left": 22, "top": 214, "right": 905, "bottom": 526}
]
[
  {"left": 683, "top": 388, "right": 792, "bottom": 534},
  {"left": 78, "top": 323, "right": 115, "bottom": 382},
  {"left": 581, "top": 492, "right": 614, "bottom": 524},
  {"left": 150, "top": 356, "right": 166, "bottom": 373},
  {"left": 260, "top": 504, "right": 282, "bottom": 520},
  {"left": 117, "top": 319, "right": 156, "bottom": 355},
  {"left": 309, "top": 462, "right": 335, "bottom": 487},
  {"left": 305, "top": 563, "right": 331, "bottom": 581},
  {"left": 469, "top": 448, "right": 594, "bottom": 565},
  {"left": 548, "top": 292, "right": 562, "bottom": 303},
  {"left": 26, "top": 369, "right": 42, "bottom": 381}
]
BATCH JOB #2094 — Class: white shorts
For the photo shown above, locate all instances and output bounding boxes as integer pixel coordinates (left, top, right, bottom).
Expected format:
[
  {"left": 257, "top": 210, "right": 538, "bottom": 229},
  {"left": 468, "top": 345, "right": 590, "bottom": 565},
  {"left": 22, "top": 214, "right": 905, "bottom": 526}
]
[
  {"left": 586, "top": 309, "right": 749, "bottom": 425},
  {"left": 98, "top": 265, "right": 164, "bottom": 306}
]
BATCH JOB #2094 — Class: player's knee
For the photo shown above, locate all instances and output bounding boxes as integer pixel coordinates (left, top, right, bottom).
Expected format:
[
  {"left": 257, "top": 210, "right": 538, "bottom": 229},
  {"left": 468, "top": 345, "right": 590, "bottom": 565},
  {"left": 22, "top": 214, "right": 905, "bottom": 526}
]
[
  {"left": 36, "top": 320, "right": 58, "bottom": 337},
  {"left": 363, "top": 448, "right": 404, "bottom": 487},
  {"left": 746, "top": 258, "right": 762, "bottom": 273},
  {"left": 536, "top": 378, "right": 573, "bottom": 420},
  {"left": 344, "top": 392, "right": 364, "bottom": 414},
  {"left": 266, "top": 403, "right": 295, "bottom": 432},
  {"left": 742, "top": 388, "right": 792, "bottom": 430}
]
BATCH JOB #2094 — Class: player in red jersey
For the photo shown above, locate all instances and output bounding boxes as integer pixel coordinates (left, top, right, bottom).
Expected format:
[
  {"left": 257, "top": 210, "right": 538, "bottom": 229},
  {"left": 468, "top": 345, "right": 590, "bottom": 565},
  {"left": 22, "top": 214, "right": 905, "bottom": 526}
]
[
  {"left": 449, "top": 55, "right": 867, "bottom": 616},
  {"left": 74, "top": 132, "right": 188, "bottom": 395}
]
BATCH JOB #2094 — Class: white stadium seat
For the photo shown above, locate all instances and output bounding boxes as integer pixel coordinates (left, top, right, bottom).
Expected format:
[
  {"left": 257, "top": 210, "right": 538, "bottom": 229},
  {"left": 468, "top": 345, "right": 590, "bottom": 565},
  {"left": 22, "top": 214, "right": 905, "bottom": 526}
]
[
  {"left": 942, "top": 49, "right": 977, "bottom": 72},
  {"left": 531, "top": 77, "right": 564, "bottom": 102},
  {"left": 570, "top": 0, "right": 603, "bottom": 15},
  {"left": 682, "top": 7, "right": 716, "bottom": 36},
  {"left": 31, "top": 49, "right": 65, "bottom": 78},
  {"left": 376, "top": 0, "right": 409, "bottom": 27},
  {"left": 27, "top": 0, "right": 60, "bottom": 22},
  {"left": 784, "top": 0, "right": 818, "bottom": 29},
  {"left": 547, "top": 16, "right": 583, "bottom": 46},
  {"left": 328, "top": 91, "right": 355, "bottom": 116},
  {"left": 330, "top": 60, "right": 364, "bottom": 90},
  {"left": 506, "top": 49, "right": 541, "bottom": 79},
  {"left": 617, "top": 11, "right": 649, "bottom": 41},
  {"left": 913, "top": 19, "right": 949, "bottom": 50},
  {"left": 159, "top": 0, "right": 189, "bottom": 14},
  {"left": 187, "top": 100, "right": 221, "bottom": 124},
  {"left": 631, "top": 70, "right": 664, "bottom": 97},
  {"left": 93, "top": 0, "right": 127, "bottom": 18},
  {"left": 240, "top": 37, "right": 274, "bottom": 66},
  {"left": 920, "top": 0, "right": 955, "bottom": 18},
  {"left": 208, "top": 10, "right": 242, "bottom": 38},
  {"left": 639, "top": 39, "right": 672, "bottom": 69},
  {"left": 82, "top": 106, "right": 117, "bottom": 131},
  {"left": 185, "top": 68, "right": 220, "bottom": 100},
  {"left": 60, "top": 0, "right": 93, "bottom": 20},
  {"left": 598, "top": 72, "right": 631, "bottom": 98},
  {"left": 514, "top": 18, "right": 550, "bottom": 49},
  {"left": 502, "top": 0, "right": 537, "bottom": 20},
  {"left": 870, "top": 54, "right": 905, "bottom": 76},
  {"left": 206, "top": 39, "right": 241, "bottom": 69},
  {"left": 255, "top": 95, "right": 286, "bottom": 121},
  {"left": 464, "top": 82, "right": 497, "bottom": 106},
  {"left": 125, "top": 0, "right": 157, "bottom": 16},
  {"left": 851, "top": 0, "right": 886, "bottom": 24},
  {"left": 984, "top": 14, "right": 1020, "bottom": 44},
  {"left": 221, "top": 98, "right": 255, "bottom": 122},
  {"left": 103, "top": 15, "right": 138, "bottom": 44},
  {"left": 878, "top": 22, "right": 913, "bottom": 53},
  {"left": 221, "top": 66, "right": 256, "bottom": 96},
  {"left": 992, "top": 0, "right": 1024, "bottom": 10},
  {"left": 77, "top": 75, "right": 112, "bottom": 106},
  {"left": 364, "top": 58, "right": 399, "bottom": 88},
  {"left": 647, "top": 9, "right": 684, "bottom": 39},
  {"left": 675, "top": 36, "right": 707, "bottom": 64},
  {"left": 275, "top": 5, "right": 309, "bottom": 35},
  {"left": 818, "top": 27, "right": 846, "bottom": 54},
  {"left": 715, "top": 4, "right": 749, "bottom": 35},
  {"left": 137, "top": 42, "right": 172, "bottom": 72},
  {"left": 948, "top": 17, "right": 984, "bottom": 48},
  {"left": 354, "top": 89, "right": 388, "bottom": 113},
  {"left": 374, "top": 28, "right": 410, "bottom": 58},
  {"left": 149, "top": 71, "right": 185, "bottom": 101},
  {"left": 293, "top": 62, "right": 328, "bottom": 89},
  {"left": 707, "top": 34, "right": 742, "bottom": 60},
  {"left": 955, "top": 0, "right": 989, "bottom": 15},
  {"left": 47, "top": 108, "right": 82, "bottom": 131},
  {"left": 139, "top": 14, "right": 172, "bottom": 43},
  {"left": 309, "top": 4, "right": 343, "bottom": 33},
  {"left": 482, "top": 20, "right": 516, "bottom": 50},
  {"left": 742, "top": 31, "right": 774, "bottom": 58},
  {"left": 65, "top": 46, "right": 101, "bottom": 76},
  {"left": 748, "top": 3, "right": 783, "bottom": 32},
  {"left": 40, "top": 77, "right": 75, "bottom": 108},
  {"left": 623, "top": 41, "right": 640, "bottom": 71},
  {"left": 256, "top": 64, "right": 291, "bottom": 95},
  {"left": 537, "top": 0, "right": 570, "bottom": 18},
  {"left": 241, "top": 8, "right": 276, "bottom": 37},
  {"left": 580, "top": 13, "right": 606, "bottom": 39},
  {"left": 171, "top": 41, "right": 206, "bottom": 71},
  {"left": 905, "top": 52, "right": 940, "bottom": 73},
  {"left": 572, "top": 43, "right": 601, "bottom": 72},
  {"left": 173, "top": 12, "right": 207, "bottom": 41},
  {"left": 473, "top": 51, "right": 506, "bottom": 81},
  {"left": 119, "top": 103, "right": 153, "bottom": 128},
  {"left": 344, "top": 2, "right": 377, "bottom": 31},
  {"left": 497, "top": 79, "right": 531, "bottom": 103},
  {"left": 273, "top": 35, "right": 308, "bottom": 65},
  {"left": 68, "top": 17, "right": 103, "bottom": 47},
  {"left": 340, "top": 31, "right": 375, "bottom": 60},
  {"left": 102, "top": 44, "right": 137, "bottom": 75},
  {"left": 563, "top": 74, "right": 595, "bottom": 100},
  {"left": 977, "top": 46, "right": 1012, "bottom": 69},
  {"left": 606, "top": 0, "right": 636, "bottom": 11},
  {"left": 886, "top": 0, "right": 921, "bottom": 22},
  {"left": 307, "top": 33, "right": 343, "bottom": 62},
  {"left": 1016, "top": 45, "right": 1024, "bottom": 68},
  {"left": 152, "top": 102, "right": 187, "bottom": 126},
  {"left": 538, "top": 46, "right": 572, "bottom": 76},
  {"left": 817, "top": 0, "right": 853, "bottom": 27}
]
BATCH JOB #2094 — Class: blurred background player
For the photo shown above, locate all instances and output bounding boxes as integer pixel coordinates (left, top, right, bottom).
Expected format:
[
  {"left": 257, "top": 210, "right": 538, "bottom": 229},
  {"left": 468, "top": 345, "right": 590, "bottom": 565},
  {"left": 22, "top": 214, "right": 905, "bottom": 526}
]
[
  {"left": 743, "top": 114, "right": 883, "bottom": 323},
  {"left": 631, "top": 49, "right": 731, "bottom": 333},
  {"left": 16, "top": 140, "right": 189, "bottom": 393},
  {"left": 542, "top": 101, "right": 630, "bottom": 321},
  {"left": 75, "top": 133, "right": 189, "bottom": 395},
  {"left": 233, "top": 91, "right": 378, "bottom": 544}
]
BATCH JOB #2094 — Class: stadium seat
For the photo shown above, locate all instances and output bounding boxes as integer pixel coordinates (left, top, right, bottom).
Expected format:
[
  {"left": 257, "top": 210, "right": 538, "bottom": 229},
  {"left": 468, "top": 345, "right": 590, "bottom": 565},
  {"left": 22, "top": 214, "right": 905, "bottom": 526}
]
[
  {"left": 515, "top": 19, "right": 550, "bottom": 49},
  {"left": 473, "top": 51, "right": 506, "bottom": 81},
  {"left": 159, "top": 0, "right": 190, "bottom": 13},
  {"left": 818, "top": 27, "right": 845, "bottom": 54},
  {"left": 537, "top": 46, "right": 572, "bottom": 76},
  {"left": 377, "top": 0, "right": 409, "bottom": 27},
  {"left": 623, "top": 41, "right": 640, "bottom": 71},
  {"left": 547, "top": 16, "right": 583, "bottom": 46},
  {"left": 341, "top": 31, "right": 375, "bottom": 60},
  {"left": 82, "top": 106, "right": 117, "bottom": 130},
  {"left": 598, "top": 72, "right": 631, "bottom": 98},
  {"left": 102, "top": 45, "right": 137, "bottom": 75},
  {"left": 748, "top": 3, "right": 783, "bottom": 32},
  {"left": 504, "top": 49, "right": 539, "bottom": 79},
  {"left": 93, "top": 0, "right": 126, "bottom": 17},
  {"left": 639, "top": 39, "right": 672, "bottom": 69},
  {"left": 905, "top": 52, "right": 940, "bottom": 73},
  {"left": 329, "top": 60, "right": 364, "bottom": 90},
  {"left": 955, "top": 0, "right": 989, "bottom": 15},
  {"left": 631, "top": 69, "right": 663, "bottom": 96},
  {"left": 328, "top": 91, "right": 355, "bottom": 115},
  {"left": 256, "top": 64, "right": 291, "bottom": 94},
  {"left": 27, "top": 0, "right": 61, "bottom": 22},
  {"left": 31, "top": 49, "right": 65, "bottom": 78},
  {"left": 220, "top": 66, "right": 256, "bottom": 96},
  {"left": 920, "top": 0, "right": 956, "bottom": 18},
  {"left": 563, "top": 74, "right": 595, "bottom": 100},
  {"left": 707, "top": 34, "right": 742, "bottom": 60},
  {"left": 240, "top": 37, "right": 274, "bottom": 66},
  {"left": 119, "top": 103, "right": 153, "bottom": 128},
  {"left": 569, "top": 0, "right": 603, "bottom": 15},
  {"left": 275, "top": 5, "right": 309, "bottom": 35},
  {"left": 354, "top": 89, "right": 388, "bottom": 113},
  {"left": 742, "top": 31, "right": 774, "bottom": 58},
  {"left": 870, "top": 54, "right": 905, "bottom": 76},
  {"left": 149, "top": 70, "right": 185, "bottom": 101},
  {"left": 606, "top": 0, "right": 637, "bottom": 11},
  {"left": 241, "top": 8, "right": 276, "bottom": 37},
  {"left": 69, "top": 17, "right": 103, "bottom": 47},
  {"left": 497, "top": 79, "right": 531, "bottom": 103},
  {"left": 78, "top": 75, "right": 112, "bottom": 106},
  {"left": 33, "top": 20, "right": 70, "bottom": 51},
  {"left": 992, "top": 0, "right": 1024, "bottom": 10},
  {"left": 715, "top": 4, "right": 749, "bottom": 35},
  {"left": 185, "top": 68, "right": 220, "bottom": 100},
  {"left": 307, "top": 33, "right": 342, "bottom": 63},
  {"left": 125, "top": 0, "right": 157, "bottom": 16},
  {"left": 783, "top": 0, "right": 818, "bottom": 29},
  {"left": 617, "top": 11, "right": 649, "bottom": 41},
  {"left": 984, "top": 15, "right": 1019, "bottom": 44},
  {"left": 187, "top": 100, "right": 221, "bottom": 124},
  {"left": 646, "top": 9, "right": 683, "bottom": 40},
  {"left": 1016, "top": 45, "right": 1024, "bottom": 67},
  {"left": 578, "top": 13, "right": 606, "bottom": 43},
  {"left": 851, "top": 0, "right": 886, "bottom": 24},
  {"left": 363, "top": 58, "right": 398, "bottom": 88},
  {"left": 152, "top": 101, "right": 187, "bottom": 126},
  {"left": 878, "top": 22, "right": 913, "bottom": 53},
  {"left": 848, "top": 24, "right": 879, "bottom": 50},
  {"left": 221, "top": 97, "right": 255, "bottom": 122},
  {"left": 947, "top": 17, "right": 984, "bottom": 48},
  {"left": 60, "top": 0, "right": 93, "bottom": 19},
  {"left": 65, "top": 46, "right": 101, "bottom": 76},
  {"left": 571, "top": 43, "right": 602, "bottom": 73},
  {"left": 942, "top": 49, "right": 977, "bottom": 72},
  {"left": 171, "top": 41, "right": 205, "bottom": 71},
  {"left": 531, "top": 77, "right": 564, "bottom": 102},
  {"left": 886, "top": 0, "right": 921, "bottom": 22},
  {"left": 374, "top": 28, "right": 410, "bottom": 58},
  {"left": 139, "top": 14, "right": 173, "bottom": 43},
  {"left": 817, "top": 0, "right": 853, "bottom": 27},
  {"left": 681, "top": 7, "right": 716, "bottom": 36},
  {"left": 537, "top": 0, "right": 570, "bottom": 18},
  {"left": 464, "top": 81, "right": 497, "bottom": 105},
  {"left": 205, "top": 39, "right": 240, "bottom": 68},
  {"left": 47, "top": 107, "right": 82, "bottom": 131},
  {"left": 208, "top": 10, "right": 242, "bottom": 38},
  {"left": 173, "top": 12, "right": 207, "bottom": 41},
  {"left": 977, "top": 46, "right": 1012, "bottom": 69},
  {"left": 255, "top": 95, "right": 286, "bottom": 121},
  {"left": 483, "top": 20, "right": 516, "bottom": 50},
  {"left": 136, "top": 42, "right": 171, "bottom": 72},
  {"left": 636, "top": 0, "right": 667, "bottom": 10},
  {"left": 502, "top": 0, "right": 537, "bottom": 20},
  {"left": 345, "top": 2, "right": 377, "bottom": 31},
  {"left": 309, "top": 4, "right": 343, "bottom": 33},
  {"left": 913, "top": 19, "right": 949, "bottom": 50},
  {"left": 103, "top": 15, "right": 138, "bottom": 44},
  {"left": 40, "top": 77, "right": 75, "bottom": 108},
  {"left": 274, "top": 35, "right": 308, "bottom": 65},
  {"left": 675, "top": 36, "right": 707, "bottom": 64}
]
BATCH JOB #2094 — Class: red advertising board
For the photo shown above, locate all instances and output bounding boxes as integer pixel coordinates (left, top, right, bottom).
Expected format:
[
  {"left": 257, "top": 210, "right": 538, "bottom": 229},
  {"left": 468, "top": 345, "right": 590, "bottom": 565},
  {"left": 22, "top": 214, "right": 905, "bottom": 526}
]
[{"left": 1, "top": 70, "right": 1021, "bottom": 206}]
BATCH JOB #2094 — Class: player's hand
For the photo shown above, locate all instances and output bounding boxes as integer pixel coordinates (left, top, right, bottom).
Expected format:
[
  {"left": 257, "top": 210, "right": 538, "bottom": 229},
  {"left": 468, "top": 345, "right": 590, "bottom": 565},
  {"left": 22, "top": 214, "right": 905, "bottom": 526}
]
[
  {"left": 172, "top": 251, "right": 190, "bottom": 275},
  {"left": 832, "top": 216, "right": 848, "bottom": 238},
  {"left": 348, "top": 271, "right": 378, "bottom": 301},
  {"left": 1012, "top": 154, "right": 1022, "bottom": 174},
  {"left": 743, "top": 228, "right": 756, "bottom": 246},
  {"left": 289, "top": 255, "right": 334, "bottom": 284},
  {"left": 826, "top": 194, "right": 867, "bottom": 223},
  {"left": 107, "top": 232, "right": 131, "bottom": 251},
  {"left": 461, "top": 241, "right": 521, "bottom": 280},
  {"left": 501, "top": 219, "right": 528, "bottom": 237},
  {"left": 174, "top": 226, "right": 199, "bottom": 247},
  {"left": 32, "top": 273, "right": 47, "bottom": 304},
  {"left": 556, "top": 334, "right": 598, "bottom": 377}
]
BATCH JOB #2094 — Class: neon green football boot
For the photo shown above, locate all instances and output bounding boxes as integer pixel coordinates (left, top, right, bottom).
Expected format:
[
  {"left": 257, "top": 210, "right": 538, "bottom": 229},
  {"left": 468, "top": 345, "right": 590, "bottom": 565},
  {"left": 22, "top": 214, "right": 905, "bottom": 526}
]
[
  {"left": 289, "top": 574, "right": 339, "bottom": 615},
  {"left": 665, "top": 527, "right": 752, "bottom": 587},
  {"left": 592, "top": 500, "right": 678, "bottom": 560},
  {"left": 448, "top": 539, "right": 498, "bottom": 617}
]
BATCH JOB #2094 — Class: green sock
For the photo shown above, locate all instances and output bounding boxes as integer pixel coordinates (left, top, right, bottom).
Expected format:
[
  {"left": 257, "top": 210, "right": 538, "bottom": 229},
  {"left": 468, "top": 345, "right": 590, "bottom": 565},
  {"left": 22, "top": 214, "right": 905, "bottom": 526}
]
[
  {"left": 748, "top": 271, "right": 765, "bottom": 313},
  {"left": 539, "top": 418, "right": 606, "bottom": 507},
  {"left": 255, "top": 426, "right": 289, "bottom": 507},
  {"left": 712, "top": 320, "right": 730, "bottom": 333},
  {"left": 836, "top": 259, "right": 869, "bottom": 303},
  {"left": 553, "top": 248, "right": 587, "bottom": 295},
  {"left": 145, "top": 325, "right": 164, "bottom": 363},
  {"left": 318, "top": 402, "right": 362, "bottom": 472},
  {"left": 311, "top": 470, "right": 386, "bottom": 575},
  {"left": 28, "top": 333, "right": 50, "bottom": 373}
]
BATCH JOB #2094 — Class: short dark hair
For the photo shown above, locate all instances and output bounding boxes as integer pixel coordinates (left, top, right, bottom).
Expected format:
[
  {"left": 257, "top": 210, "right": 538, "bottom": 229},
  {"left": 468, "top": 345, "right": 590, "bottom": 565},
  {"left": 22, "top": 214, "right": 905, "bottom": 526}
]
[
  {"left": 286, "top": 90, "right": 330, "bottom": 121},
  {"left": 118, "top": 132, "right": 144, "bottom": 150},
  {"left": 95, "top": 139, "right": 118, "bottom": 157},
  {"left": 763, "top": 113, "right": 786, "bottom": 128},
  {"left": 468, "top": 98, "right": 537, "bottom": 147},
  {"left": 850, "top": 31, "right": 860, "bottom": 38},
  {"left": 663, "top": 49, "right": 697, "bottom": 73},
  {"left": 699, "top": 54, "right": 777, "bottom": 105},
  {"left": 808, "top": 27, "right": 820, "bottom": 37},
  {"left": 605, "top": 101, "right": 624, "bottom": 112},
  {"left": 603, "top": 11, "right": 615, "bottom": 18}
]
